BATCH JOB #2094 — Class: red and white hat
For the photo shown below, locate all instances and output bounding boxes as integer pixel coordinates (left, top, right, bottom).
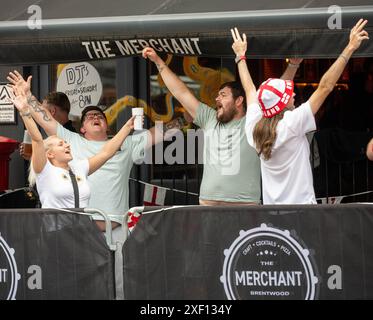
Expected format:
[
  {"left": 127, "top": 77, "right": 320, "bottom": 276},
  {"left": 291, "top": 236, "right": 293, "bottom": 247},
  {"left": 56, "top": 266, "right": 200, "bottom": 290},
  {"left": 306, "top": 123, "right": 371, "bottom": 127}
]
[{"left": 258, "top": 78, "right": 294, "bottom": 118}]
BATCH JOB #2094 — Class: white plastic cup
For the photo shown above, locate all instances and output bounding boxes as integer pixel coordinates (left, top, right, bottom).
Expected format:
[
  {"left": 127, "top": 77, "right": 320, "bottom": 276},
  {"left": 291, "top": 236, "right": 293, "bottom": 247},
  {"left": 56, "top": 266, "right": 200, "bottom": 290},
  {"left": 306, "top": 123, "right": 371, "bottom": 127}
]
[
  {"left": 132, "top": 108, "right": 144, "bottom": 131},
  {"left": 23, "top": 130, "right": 32, "bottom": 158}
]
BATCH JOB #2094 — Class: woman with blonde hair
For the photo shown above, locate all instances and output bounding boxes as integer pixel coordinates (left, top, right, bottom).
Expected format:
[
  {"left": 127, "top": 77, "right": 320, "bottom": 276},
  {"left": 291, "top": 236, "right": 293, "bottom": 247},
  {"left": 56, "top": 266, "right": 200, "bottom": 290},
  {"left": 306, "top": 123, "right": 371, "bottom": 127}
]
[
  {"left": 231, "top": 19, "right": 369, "bottom": 204},
  {"left": 12, "top": 88, "right": 137, "bottom": 209}
]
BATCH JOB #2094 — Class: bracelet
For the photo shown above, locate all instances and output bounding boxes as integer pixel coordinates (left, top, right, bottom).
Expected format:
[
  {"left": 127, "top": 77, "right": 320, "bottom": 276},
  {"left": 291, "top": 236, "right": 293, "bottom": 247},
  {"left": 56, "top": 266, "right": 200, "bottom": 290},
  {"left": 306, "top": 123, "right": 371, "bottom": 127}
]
[
  {"left": 288, "top": 62, "right": 300, "bottom": 68},
  {"left": 156, "top": 63, "right": 166, "bottom": 74},
  {"left": 235, "top": 55, "right": 247, "bottom": 64},
  {"left": 339, "top": 54, "right": 348, "bottom": 63},
  {"left": 163, "top": 117, "right": 187, "bottom": 132}
]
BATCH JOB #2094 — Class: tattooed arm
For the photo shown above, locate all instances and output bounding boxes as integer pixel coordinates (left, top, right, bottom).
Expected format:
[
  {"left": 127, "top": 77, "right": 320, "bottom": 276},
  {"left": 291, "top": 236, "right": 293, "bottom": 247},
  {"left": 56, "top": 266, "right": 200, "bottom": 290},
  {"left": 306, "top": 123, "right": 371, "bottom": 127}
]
[
  {"left": 26, "top": 95, "right": 57, "bottom": 134},
  {"left": 7, "top": 71, "right": 57, "bottom": 135},
  {"left": 26, "top": 95, "right": 57, "bottom": 135}
]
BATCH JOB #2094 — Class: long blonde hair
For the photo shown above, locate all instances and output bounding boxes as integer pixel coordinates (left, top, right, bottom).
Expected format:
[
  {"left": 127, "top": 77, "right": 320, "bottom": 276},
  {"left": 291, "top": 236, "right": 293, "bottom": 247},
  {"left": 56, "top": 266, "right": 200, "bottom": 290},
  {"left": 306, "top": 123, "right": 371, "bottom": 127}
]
[
  {"left": 28, "top": 135, "right": 59, "bottom": 186},
  {"left": 253, "top": 107, "right": 291, "bottom": 160}
]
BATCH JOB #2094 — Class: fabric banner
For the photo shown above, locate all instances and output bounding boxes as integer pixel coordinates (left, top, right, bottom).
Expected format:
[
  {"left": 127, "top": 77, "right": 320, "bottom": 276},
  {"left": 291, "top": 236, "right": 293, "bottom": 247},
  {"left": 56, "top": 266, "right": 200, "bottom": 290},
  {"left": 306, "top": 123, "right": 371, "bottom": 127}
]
[
  {"left": 1, "top": 30, "right": 373, "bottom": 66},
  {"left": 0, "top": 209, "right": 114, "bottom": 300},
  {"left": 123, "top": 204, "right": 373, "bottom": 300},
  {"left": 1, "top": 6, "right": 373, "bottom": 65}
]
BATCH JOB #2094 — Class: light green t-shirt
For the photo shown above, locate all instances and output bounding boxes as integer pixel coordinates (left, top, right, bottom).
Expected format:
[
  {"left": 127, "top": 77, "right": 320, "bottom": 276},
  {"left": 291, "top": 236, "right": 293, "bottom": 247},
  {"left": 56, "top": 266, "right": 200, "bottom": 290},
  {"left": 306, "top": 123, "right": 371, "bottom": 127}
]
[
  {"left": 194, "top": 103, "right": 261, "bottom": 203},
  {"left": 57, "top": 124, "right": 148, "bottom": 223}
]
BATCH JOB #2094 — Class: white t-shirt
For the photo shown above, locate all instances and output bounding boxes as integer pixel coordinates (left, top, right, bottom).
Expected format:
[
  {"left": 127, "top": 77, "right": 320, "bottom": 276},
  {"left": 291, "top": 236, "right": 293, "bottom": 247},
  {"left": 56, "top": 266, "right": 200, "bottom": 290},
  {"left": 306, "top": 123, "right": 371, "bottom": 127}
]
[
  {"left": 245, "top": 101, "right": 317, "bottom": 204},
  {"left": 36, "top": 159, "right": 90, "bottom": 209},
  {"left": 57, "top": 124, "right": 148, "bottom": 224}
]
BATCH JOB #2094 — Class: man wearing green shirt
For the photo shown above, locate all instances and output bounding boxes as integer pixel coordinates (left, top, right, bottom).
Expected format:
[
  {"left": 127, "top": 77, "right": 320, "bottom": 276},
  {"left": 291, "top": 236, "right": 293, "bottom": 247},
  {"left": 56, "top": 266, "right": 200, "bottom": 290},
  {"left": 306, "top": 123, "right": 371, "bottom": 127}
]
[
  {"left": 142, "top": 47, "right": 301, "bottom": 205},
  {"left": 142, "top": 49, "right": 257, "bottom": 205}
]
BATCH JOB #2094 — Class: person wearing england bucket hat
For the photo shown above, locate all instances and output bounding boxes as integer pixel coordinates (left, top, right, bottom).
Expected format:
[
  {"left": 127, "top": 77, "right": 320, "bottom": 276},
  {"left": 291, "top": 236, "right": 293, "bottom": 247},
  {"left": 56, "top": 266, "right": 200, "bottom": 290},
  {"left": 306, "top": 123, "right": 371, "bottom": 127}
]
[{"left": 231, "top": 19, "right": 369, "bottom": 204}]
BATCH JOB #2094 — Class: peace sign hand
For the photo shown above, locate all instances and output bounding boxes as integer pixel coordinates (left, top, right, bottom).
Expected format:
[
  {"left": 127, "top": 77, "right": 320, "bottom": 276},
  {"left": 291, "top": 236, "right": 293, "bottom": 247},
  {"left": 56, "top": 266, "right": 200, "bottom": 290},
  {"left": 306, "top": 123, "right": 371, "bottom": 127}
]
[
  {"left": 348, "top": 19, "right": 369, "bottom": 52},
  {"left": 231, "top": 27, "right": 247, "bottom": 57}
]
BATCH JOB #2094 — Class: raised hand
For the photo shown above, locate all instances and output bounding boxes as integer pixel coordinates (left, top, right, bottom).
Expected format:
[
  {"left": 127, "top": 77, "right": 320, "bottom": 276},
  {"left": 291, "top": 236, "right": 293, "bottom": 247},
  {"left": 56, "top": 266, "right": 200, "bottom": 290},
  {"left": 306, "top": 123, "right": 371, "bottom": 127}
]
[
  {"left": 124, "top": 115, "right": 136, "bottom": 131},
  {"left": 231, "top": 27, "right": 247, "bottom": 57},
  {"left": 19, "top": 143, "right": 31, "bottom": 161},
  {"left": 288, "top": 58, "right": 303, "bottom": 66},
  {"left": 348, "top": 19, "right": 369, "bottom": 52},
  {"left": 8, "top": 87, "right": 29, "bottom": 113},
  {"left": 7, "top": 70, "right": 32, "bottom": 98},
  {"left": 142, "top": 47, "right": 168, "bottom": 75},
  {"left": 142, "top": 47, "right": 161, "bottom": 63}
]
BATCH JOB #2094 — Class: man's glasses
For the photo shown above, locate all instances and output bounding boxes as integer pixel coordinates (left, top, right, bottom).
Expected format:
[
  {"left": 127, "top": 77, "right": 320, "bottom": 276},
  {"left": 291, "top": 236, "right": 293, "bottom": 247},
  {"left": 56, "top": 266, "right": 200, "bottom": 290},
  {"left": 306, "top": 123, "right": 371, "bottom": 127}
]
[{"left": 84, "top": 113, "right": 105, "bottom": 121}]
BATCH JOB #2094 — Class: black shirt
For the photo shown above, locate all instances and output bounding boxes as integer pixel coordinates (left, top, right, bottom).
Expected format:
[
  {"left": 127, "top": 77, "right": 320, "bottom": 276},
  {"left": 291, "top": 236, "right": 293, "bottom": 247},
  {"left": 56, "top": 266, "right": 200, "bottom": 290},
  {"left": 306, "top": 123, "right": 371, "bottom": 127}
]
[{"left": 63, "top": 120, "right": 76, "bottom": 133}]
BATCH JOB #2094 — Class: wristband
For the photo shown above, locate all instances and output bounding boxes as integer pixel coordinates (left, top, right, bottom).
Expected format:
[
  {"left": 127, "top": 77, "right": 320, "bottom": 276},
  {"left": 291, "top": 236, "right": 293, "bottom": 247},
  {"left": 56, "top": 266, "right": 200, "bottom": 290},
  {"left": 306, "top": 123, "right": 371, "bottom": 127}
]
[
  {"left": 338, "top": 54, "right": 348, "bottom": 63},
  {"left": 235, "top": 55, "right": 247, "bottom": 64},
  {"left": 288, "top": 62, "right": 300, "bottom": 68}
]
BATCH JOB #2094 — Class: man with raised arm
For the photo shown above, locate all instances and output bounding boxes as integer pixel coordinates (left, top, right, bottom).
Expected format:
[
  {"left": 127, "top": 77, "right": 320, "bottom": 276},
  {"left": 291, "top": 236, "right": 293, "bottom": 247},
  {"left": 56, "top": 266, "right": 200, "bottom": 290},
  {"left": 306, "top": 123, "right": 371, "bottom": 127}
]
[
  {"left": 231, "top": 19, "right": 369, "bottom": 204},
  {"left": 142, "top": 47, "right": 301, "bottom": 205}
]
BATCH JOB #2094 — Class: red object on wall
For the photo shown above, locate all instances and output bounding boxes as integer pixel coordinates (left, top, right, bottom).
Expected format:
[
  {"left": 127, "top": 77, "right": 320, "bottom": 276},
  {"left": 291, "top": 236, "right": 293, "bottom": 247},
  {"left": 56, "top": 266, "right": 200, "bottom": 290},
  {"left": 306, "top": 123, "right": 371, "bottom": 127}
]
[{"left": 0, "top": 136, "right": 19, "bottom": 191}]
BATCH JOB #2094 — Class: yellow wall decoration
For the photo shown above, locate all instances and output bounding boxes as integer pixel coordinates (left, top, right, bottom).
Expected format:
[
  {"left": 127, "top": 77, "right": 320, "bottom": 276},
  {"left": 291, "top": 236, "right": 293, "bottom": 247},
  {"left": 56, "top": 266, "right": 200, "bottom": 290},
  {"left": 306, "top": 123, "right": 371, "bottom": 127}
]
[{"left": 183, "top": 57, "right": 234, "bottom": 108}]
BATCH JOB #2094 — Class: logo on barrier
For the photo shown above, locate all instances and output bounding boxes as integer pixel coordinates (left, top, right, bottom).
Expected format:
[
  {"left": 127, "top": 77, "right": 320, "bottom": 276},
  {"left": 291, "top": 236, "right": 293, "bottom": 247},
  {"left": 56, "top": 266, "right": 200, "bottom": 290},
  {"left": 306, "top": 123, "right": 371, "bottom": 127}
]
[
  {"left": 0, "top": 233, "right": 20, "bottom": 300},
  {"left": 220, "top": 224, "right": 318, "bottom": 300}
]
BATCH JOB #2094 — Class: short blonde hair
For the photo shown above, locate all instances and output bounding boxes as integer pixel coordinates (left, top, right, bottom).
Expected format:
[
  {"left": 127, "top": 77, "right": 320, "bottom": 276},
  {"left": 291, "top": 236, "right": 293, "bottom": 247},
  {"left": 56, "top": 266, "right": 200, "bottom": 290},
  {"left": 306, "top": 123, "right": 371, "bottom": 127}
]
[{"left": 28, "top": 135, "right": 60, "bottom": 186}]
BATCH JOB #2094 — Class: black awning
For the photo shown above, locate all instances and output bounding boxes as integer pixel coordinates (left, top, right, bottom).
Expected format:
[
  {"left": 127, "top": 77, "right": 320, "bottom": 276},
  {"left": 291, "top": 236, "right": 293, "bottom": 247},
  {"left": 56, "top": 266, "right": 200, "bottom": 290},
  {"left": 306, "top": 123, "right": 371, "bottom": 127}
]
[{"left": 0, "top": 1, "right": 372, "bottom": 65}]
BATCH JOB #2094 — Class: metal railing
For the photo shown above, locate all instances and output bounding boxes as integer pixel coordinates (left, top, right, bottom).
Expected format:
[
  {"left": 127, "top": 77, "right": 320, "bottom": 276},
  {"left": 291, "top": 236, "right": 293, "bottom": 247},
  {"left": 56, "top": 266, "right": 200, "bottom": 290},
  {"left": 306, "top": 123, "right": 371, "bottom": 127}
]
[{"left": 133, "top": 128, "right": 373, "bottom": 205}]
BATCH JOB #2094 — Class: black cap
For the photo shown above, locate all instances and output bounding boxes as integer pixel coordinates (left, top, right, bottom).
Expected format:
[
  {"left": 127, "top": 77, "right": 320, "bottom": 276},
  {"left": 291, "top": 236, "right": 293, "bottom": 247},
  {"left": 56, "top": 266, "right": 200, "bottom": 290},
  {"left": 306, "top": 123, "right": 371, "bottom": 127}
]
[{"left": 80, "top": 106, "right": 107, "bottom": 125}]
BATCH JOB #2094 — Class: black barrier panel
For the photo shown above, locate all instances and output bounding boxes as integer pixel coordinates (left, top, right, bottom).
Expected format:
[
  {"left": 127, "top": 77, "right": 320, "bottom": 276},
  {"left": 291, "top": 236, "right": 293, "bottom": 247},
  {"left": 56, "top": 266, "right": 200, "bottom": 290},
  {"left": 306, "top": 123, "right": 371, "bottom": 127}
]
[
  {"left": 123, "top": 205, "right": 373, "bottom": 300},
  {"left": 0, "top": 209, "right": 115, "bottom": 300},
  {"left": 0, "top": 188, "right": 39, "bottom": 209}
]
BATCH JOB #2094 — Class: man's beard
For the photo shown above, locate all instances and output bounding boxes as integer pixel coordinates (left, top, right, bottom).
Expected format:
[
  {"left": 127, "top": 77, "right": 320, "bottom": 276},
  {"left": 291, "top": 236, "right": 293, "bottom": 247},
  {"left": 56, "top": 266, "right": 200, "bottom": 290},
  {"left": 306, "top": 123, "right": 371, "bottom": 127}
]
[{"left": 216, "top": 106, "right": 237, "bottom": 124}]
